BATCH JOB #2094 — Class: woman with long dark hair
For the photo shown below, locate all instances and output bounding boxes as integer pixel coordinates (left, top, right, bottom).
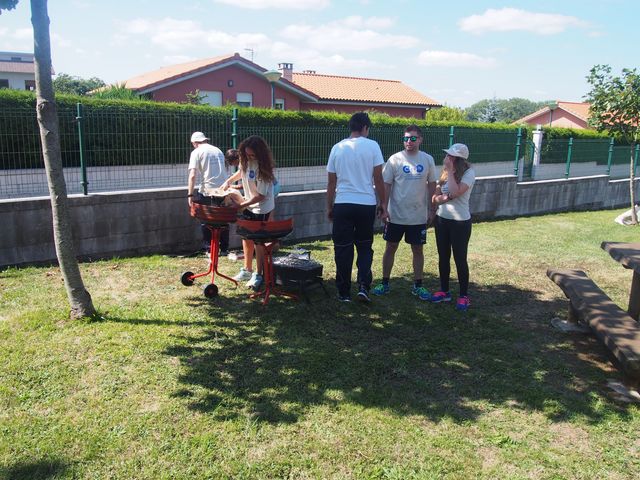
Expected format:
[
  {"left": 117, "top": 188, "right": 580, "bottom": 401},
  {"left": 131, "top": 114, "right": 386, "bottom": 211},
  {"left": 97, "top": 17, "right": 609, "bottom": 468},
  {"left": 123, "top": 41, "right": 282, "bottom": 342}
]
[
  {"left": 430, "top": 144, "right": 475, "bottom": 311},
  {"left": 222, "top": 135, "right": 276, "bottom": 290}
]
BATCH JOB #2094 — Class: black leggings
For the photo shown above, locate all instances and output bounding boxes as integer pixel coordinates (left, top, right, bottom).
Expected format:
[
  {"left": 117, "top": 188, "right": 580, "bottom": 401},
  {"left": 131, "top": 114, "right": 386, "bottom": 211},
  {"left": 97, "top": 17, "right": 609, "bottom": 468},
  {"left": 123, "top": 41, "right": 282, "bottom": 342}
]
[{"left": 434, "top": 215, "right": 472, "bottom": 296}]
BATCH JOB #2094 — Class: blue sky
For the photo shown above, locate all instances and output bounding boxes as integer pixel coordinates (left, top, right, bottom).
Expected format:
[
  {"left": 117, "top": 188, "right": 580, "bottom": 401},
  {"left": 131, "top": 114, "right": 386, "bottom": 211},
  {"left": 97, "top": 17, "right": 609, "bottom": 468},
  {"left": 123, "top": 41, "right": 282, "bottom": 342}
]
[{"left": 1, "top": 0, "right": 636, "bottom": 107}]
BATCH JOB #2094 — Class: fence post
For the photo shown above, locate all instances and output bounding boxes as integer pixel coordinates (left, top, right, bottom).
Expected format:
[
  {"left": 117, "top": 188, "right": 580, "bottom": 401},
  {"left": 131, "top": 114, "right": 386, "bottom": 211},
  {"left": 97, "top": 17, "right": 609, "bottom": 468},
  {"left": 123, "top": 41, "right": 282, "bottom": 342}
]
[
  {"left": 565, "top": 137, "right": 573, "bottom": 179},
  {"left": 513, "top": 127, "right": 522, "bottom": 176},
  {"left": 76, "top": 102, "right": 88, "bottom": 195},
  {"left": 448, "top": 126, "right": 455, "bottom": 147},
  {"left": 606, "top": 137, "right": 614, "bottom": 176},
  {"left": 232, "top": 108, "right": 238, "bottom": 149},
  {"left": 634, "top": 144, "right": 640, "bottom": 176}
]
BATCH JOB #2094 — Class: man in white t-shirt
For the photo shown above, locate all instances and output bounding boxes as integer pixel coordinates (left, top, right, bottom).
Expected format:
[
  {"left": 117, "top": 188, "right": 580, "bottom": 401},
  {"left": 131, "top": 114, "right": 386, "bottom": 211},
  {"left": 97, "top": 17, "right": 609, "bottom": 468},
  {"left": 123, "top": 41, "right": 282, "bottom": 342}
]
[
  {"left": 186, "top": 131, "right": 227, "bottom": 252},
  {"left": 326, "top": 112, "right": 388, "bottom": 303},
  {"left": 372, "top": 125, "right": 437, "bottom": 300}
]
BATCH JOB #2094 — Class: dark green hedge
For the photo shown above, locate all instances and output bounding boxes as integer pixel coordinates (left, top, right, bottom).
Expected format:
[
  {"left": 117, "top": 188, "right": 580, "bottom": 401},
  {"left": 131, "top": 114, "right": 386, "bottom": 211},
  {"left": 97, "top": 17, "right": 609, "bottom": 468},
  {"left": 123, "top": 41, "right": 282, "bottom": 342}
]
[{"left": 1, "top": 90, "right": 525, "bottom": 170}]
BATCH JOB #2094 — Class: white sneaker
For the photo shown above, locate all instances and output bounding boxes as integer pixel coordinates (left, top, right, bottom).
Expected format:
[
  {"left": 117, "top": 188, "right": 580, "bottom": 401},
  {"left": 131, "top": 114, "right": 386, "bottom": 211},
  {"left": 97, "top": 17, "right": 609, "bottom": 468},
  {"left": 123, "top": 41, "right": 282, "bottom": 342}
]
[
  {"left": 233, "top": 268, "right": 252, "bottom": 282},
  {"left": 246, "top": 272, "right": 263, "bottom": 289}
]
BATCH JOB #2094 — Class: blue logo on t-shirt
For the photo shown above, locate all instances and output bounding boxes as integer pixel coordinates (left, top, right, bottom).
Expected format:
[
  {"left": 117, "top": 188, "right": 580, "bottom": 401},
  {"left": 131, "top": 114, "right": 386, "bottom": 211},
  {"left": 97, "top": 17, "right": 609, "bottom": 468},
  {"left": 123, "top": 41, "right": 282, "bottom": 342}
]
[
  {"left": 403, "top": 166, "right": 411, "bottom": 173},
  {"left": 249, "top": 170, "right": 256, "bottom": 180},
  {"left": 416, "top": 164, "right": 424, "bottom": 173}
]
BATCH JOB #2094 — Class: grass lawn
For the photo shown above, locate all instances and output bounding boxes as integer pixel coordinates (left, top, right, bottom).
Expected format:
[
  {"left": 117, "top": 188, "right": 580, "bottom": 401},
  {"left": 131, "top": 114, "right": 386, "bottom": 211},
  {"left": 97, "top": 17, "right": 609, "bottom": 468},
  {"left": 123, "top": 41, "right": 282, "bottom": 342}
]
[{"left": 1, "top": 208, "right": 640, "bottom": 479}]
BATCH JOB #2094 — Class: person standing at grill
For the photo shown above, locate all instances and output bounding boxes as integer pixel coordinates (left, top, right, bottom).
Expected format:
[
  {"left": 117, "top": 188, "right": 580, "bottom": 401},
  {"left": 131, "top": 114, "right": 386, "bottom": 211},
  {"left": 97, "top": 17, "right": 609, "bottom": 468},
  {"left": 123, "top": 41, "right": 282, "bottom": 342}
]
[
  {"left": 186, "top": 131, "right": 228, "bottom": 253},
  {"left": 430, "top": 143, "right": 475, "bottom": 311},
  {"left": 222, "top": 135, "right": 275, "bottom": 291},
  {"left": 326, "top": 112, "right": 388, "bottom": 303},
  {"left": 371, "top": 125, "right": 437, "bottom": 301}
]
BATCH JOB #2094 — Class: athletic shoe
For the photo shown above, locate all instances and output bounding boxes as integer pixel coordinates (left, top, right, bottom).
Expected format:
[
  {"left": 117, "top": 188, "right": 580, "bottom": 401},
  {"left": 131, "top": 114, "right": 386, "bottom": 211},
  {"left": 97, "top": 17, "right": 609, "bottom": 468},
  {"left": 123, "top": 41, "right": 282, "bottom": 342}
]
[
  {"left": 219, "top": 250, "right": 229, "bottom": 257},
  {"left": 412, "top": 286, "right": 431, "bottom": 301},
  {"left": 456, "top": 296, "right": 471, "bottom": 311},
  {"left": 233, "top": 267, "right": 252, "bottom": 282},
  {"left": 337, "top": 295, "right": 352, "bottom": 302},
  {"left": 357, "top": 287, "right": 371, "bottom": 303},
  {"left": 372, "top": 283, "right": 390, "bottom": 295},
  {"left": 430, "top": 291, "right": 452, "bottom": 303},
  {"left": 246, "top": 272, "right": 263, "bottom": 289}
]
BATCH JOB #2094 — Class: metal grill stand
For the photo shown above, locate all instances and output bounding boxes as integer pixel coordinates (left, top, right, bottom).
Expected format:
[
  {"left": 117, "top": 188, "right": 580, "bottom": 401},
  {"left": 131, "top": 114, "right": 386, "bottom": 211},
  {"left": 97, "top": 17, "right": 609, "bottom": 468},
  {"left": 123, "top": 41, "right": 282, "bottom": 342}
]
[
  {"left": 237, "top": 218, "right": 297, "bottom": 306},
  {"left": 181, "top": 204, "right": 238, "bottom": 298}
]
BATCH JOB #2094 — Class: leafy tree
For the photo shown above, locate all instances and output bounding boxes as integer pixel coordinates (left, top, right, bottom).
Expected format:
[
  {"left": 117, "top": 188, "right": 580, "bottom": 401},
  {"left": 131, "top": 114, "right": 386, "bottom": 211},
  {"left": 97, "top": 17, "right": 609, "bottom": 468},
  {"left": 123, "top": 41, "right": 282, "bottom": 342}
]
[
  {"left": 53, "top": 73, "right": 105, "bottom": 95},
  {"left": 185, "top": 89, "right": 207, "bottom": 105},
  {"left": 92, "top": 82, "right": 141, "bottom": 100},
  {"left": 425, "top": 105, "right": 466, "bottom": 122},
  {"left": 1, "top": 0, "right": 96, "bottom": 317},
  {"left": 586, "top": 64, "right": 640, "bottom": 224},
  {"left": 466, "top": 97, "right": 549, "bottom": 123},
  {"left": 479, "top": 97, "right": 501, "bottom": 123}
]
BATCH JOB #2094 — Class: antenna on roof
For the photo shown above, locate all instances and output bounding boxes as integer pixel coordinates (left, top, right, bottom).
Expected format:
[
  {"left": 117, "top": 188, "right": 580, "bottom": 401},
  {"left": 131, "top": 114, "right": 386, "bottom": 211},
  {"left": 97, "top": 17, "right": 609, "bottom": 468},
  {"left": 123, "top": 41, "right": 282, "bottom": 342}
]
[{"left": 244, "top": 48, "right": 254, "bottom": 62}]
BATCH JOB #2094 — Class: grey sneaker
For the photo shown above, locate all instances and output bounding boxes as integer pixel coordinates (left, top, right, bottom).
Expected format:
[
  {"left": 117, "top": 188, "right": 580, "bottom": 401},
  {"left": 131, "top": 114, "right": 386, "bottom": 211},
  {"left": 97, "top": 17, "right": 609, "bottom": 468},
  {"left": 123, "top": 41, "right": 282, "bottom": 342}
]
[
  {"left": 233, "top": 267, "right": 252, "bottom": 282},
  {"left": 337, "top": 295, "right": 352, "bottom": 302},
  {"left": 246, "top": 271, "right": 263, "bottom": 288}
]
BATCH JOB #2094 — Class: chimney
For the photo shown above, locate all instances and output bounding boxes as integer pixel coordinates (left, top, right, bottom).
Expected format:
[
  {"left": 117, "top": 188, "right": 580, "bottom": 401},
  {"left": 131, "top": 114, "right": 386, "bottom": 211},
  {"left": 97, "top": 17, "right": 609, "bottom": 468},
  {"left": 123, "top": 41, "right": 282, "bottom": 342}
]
[{"left": 278, "top": 63, "right": 293, "bottom": 82}]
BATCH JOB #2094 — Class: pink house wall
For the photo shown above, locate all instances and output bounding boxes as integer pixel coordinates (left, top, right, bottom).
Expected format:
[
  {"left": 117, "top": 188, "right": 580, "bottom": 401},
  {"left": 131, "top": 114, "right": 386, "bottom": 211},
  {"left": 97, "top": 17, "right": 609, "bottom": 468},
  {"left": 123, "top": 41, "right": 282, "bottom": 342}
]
[
  {"left": 521, "top": 110, "right": 588, "bottom": 129},
  {"left": 301, "top": 102, "right": 426, "bottom": 119},
  {"left": 148, "top": 65, "right": 302, "bottom": 109}
]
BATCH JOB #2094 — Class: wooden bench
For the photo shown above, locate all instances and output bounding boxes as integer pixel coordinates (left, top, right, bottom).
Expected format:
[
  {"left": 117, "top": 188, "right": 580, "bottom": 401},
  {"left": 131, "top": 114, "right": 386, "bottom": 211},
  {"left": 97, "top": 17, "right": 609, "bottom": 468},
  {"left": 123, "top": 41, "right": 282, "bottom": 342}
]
[{"left": 547, "top": 268, "right": 640, "bottom": 380}]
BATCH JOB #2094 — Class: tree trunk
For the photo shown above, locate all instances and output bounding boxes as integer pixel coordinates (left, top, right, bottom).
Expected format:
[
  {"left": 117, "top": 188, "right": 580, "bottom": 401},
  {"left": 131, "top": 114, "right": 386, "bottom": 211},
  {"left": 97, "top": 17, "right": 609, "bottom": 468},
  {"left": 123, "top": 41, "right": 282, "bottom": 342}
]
[
  {"left": 630, "top": 143, "right": 638, "bottom": 225},
  {"left": 31, "top": 0, "right": 96, "bottom": 318}
]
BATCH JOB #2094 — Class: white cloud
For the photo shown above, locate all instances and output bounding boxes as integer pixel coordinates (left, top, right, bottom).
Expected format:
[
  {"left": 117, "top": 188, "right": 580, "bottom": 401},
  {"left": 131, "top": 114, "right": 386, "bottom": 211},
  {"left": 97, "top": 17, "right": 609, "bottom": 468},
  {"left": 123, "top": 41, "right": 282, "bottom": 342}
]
[
  {"left": 268, "top": 41, "right": 388, "bottom": 73},
  {"left": 116, "top": 18, "right": 270, "bottom": 53},
  {"left": 213, "top": 0, "right": 329, "bottom": 9},
  {"left": 417, "top": 50, "right": 497, "bottom": 68},
  {"left": 281, "top": 16, "right": 417, "bottom": 52},
  {"left": 459, "top": 8, "right": 588, "bottom": 35},
  {"left": 14, "top": 28, "right": 33, "bottom": 40}
]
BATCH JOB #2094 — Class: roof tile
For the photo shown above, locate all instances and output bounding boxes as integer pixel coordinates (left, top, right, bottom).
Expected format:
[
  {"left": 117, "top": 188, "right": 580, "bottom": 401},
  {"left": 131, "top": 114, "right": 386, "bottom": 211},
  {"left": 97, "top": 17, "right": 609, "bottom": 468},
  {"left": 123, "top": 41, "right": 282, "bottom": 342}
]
[{"left": 292, "top": 72, "right": 440, "bottom": 106}]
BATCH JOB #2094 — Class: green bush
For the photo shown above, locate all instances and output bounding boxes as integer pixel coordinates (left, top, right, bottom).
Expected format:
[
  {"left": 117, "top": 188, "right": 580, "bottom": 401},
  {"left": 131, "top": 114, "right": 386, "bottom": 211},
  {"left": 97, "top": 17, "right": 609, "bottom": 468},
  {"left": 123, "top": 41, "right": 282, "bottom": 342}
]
[{"left": 1, "top": 91, "right": 526, "bottom": 170}]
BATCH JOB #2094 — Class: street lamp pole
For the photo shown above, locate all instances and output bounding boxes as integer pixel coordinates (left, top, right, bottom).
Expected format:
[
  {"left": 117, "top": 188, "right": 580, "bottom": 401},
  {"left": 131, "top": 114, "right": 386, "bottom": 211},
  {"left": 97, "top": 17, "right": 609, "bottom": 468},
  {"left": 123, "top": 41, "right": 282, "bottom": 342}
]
[{"left": 263, "top": 70, "right": 282, "bottom": 109}]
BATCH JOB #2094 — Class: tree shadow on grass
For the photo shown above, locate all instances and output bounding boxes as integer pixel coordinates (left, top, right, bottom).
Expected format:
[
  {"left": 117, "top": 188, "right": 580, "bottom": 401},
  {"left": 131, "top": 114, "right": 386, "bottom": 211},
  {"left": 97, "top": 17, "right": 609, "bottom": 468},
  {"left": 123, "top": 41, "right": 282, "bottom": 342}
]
[
  {"left": 162, "top": 276, "right": 633, "bottom": 426},
  {"left": 0, "top": 458, "right": 68, "bottom": 480}
]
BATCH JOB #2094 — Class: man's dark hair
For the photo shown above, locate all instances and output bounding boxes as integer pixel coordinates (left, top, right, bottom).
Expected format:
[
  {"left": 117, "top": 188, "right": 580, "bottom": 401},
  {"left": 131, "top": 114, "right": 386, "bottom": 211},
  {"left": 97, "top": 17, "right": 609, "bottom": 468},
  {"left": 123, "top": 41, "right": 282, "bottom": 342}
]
[
  {"left": 405, "top": 124, "right": 423, "bottom": 137},
  {"left": 349, "top": 112, "right": 372, "bottom": 132}
]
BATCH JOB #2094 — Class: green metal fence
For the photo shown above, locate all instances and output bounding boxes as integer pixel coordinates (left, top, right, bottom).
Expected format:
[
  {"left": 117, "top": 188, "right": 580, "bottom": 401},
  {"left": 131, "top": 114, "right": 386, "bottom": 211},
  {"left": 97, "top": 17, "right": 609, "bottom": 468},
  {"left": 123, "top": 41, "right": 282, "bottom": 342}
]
[{"left": 0, "top": 104, "right": 636, "bottom": 199}]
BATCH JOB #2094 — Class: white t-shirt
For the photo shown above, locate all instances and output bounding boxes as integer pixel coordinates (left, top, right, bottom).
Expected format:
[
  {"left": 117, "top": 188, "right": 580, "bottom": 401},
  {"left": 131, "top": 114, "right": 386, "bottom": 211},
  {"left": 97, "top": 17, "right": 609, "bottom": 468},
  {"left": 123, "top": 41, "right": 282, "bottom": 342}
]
[
  {"left": 240, "top": 159, "right": 275, "bottom": 215},
  {"left": 437, "top": 168, "right": 476, "bottom": 221},
  {"left": 188, "top": 143, "right": 226, "bottom": 193},
  {"left": 326, "top": 136, "right": 384, "bottom": 205},
  {"left": 383, "top": 150, "right": 437, "bottom": 225}
]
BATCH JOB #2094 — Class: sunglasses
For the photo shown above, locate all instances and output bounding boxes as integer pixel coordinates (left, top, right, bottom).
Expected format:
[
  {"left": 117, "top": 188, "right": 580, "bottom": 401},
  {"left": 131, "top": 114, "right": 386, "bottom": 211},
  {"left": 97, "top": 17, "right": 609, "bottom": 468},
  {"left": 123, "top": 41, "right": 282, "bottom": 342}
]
[{"left": 402, "top": 135, "right": 419, "bottom": 142}]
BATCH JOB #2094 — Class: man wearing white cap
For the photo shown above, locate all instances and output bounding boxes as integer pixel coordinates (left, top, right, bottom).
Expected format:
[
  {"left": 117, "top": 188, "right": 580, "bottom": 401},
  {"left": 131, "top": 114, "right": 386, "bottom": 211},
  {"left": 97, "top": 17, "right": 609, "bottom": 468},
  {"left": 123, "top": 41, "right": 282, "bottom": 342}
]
[{"left": 187, "top": 131, "right": 228, "bottom": 253}]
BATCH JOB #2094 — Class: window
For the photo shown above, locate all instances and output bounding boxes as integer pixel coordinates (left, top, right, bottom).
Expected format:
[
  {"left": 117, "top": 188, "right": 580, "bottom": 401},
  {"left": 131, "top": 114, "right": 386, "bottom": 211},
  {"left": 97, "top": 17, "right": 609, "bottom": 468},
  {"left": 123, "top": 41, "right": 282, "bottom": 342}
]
[
  {"left": 200, "top": 90, "right": 222, "bottom": 107},
  {"left": 275, "top": 98, "right": 285, "bottom": 110},
  {"left": 25, "top": 80, "right": 36, "bottom": 91},
  {"left": 0, "top": 79, "right": 9, "bottom": 89},
  {"left": 236, "top": 92, "right": 252, "bottom": 107}
]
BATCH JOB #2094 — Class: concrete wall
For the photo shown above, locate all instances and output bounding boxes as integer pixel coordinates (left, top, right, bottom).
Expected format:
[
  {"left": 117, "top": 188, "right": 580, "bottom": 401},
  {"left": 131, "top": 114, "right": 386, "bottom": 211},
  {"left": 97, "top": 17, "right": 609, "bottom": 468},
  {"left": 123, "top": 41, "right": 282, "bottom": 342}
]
[{"left": 1, "top": 175, "right": 638, "bottom": 267}]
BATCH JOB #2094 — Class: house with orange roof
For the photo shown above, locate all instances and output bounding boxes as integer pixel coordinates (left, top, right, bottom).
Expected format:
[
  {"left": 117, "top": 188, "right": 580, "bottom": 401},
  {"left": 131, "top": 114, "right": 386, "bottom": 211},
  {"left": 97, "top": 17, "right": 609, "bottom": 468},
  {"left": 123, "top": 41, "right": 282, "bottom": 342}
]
[
  {"left": 119, "top": 53, "right": 441, "bottom": 119},
  {"left": 0, "top": 51, "right": 37, "bottom": 91},
  {"left": 514, "top": 101, "right": 591, "bottom": 129}
]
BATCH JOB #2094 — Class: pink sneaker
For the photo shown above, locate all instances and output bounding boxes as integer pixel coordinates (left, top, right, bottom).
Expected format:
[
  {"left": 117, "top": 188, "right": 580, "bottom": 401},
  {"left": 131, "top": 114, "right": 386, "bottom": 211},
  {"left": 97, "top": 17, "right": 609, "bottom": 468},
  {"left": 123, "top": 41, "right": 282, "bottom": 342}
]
[
  {"left": 430, "top": 291, "right": 452, "bottom": 303},
  {"left": 456, "top": 296, "right": 470, "bottom": 311}
]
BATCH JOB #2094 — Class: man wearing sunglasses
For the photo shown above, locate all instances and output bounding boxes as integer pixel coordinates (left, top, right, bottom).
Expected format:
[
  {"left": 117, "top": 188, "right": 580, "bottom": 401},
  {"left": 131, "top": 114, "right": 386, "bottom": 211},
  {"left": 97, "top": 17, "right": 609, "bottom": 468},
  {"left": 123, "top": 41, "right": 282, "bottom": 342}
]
[{"left": 372, "top": 125, "right": 437, "bottom": 300}]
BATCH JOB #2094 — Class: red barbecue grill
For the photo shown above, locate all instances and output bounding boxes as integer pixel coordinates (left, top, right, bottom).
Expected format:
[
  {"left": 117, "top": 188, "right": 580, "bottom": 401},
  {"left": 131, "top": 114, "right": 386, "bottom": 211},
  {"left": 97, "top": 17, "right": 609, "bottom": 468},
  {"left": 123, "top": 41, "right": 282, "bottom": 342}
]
[
  {"left": 236, "top": 218, "right": 296, "bottom": 305},
  {"left": 180, "top": 203, "right": 239, "bottom": 298}
]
